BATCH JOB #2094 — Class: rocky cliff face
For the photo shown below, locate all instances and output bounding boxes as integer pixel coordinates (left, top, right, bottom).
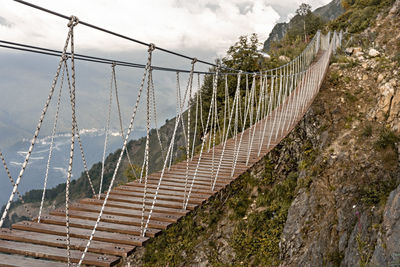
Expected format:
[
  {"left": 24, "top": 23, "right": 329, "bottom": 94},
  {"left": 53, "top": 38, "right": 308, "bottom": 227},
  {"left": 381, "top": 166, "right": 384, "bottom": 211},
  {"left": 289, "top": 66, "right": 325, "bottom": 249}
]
[
  {"left": 124, "top": 2, "right": 400, "bottom": 266},
  {"left": 263, "top": 0, "right": 344, "bottom": 52},
  {"left": 126, "top": 100, "right": 325, "bottom": 266},
  {"left": 263, "top": 23, "right": 289, "bottom": 51},
  {"left": 280, "top": 2, "right": 400, "bottom": 266},
  {"left": 314, "top": 0, "right": 344, "bottom": 21}
]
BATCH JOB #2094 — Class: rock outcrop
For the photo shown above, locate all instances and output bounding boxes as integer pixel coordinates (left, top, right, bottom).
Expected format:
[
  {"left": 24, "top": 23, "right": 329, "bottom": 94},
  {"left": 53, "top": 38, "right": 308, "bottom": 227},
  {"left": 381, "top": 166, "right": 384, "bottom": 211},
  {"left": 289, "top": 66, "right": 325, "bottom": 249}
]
[{"left": 263, "top": 0, "right": 344, "bottom": 52}]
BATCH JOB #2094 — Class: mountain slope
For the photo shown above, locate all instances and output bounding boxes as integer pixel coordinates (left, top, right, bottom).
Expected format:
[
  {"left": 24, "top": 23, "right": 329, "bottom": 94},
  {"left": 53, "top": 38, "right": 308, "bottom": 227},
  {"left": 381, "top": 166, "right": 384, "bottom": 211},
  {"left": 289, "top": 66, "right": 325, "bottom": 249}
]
[
  {"left": 314, "top": 0, "right": 344, "bottom": 20},
  {"left": 125, "top": 1, "right": 400, "bottom": 266},
  {"left": 1, "top": 115, "right": 187, "bottom": 227},
  {"left": 263, "top": 0, "right": 344, "bottom": 51}
]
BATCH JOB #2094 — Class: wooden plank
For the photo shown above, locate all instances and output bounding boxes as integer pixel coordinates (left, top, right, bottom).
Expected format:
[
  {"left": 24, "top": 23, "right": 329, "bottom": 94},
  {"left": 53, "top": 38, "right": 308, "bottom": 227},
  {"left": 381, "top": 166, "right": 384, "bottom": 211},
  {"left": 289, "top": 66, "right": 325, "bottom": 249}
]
[
  {"left": 161, "top": 173, "right": 230, "bottom": 182},
  {"left": 108, "top": 189, "right": 207, "bottom": 206},
  {"left": 69, "top": 203, "right": 181, "bottom": 223},
  {"left": 80, "top": 198, "right": 189, "bottom": 216},
  {"left": 121, "top": 183, "right": 217, "bottom": 196},
  {"left": 151, "top": 172, "right": 233, "bottom": 184},
  {"left": 0, "top": 240, "right": 120, "bottom": 267},
  {"left": 168, "top": 162, "right": 247, "bottom": 171},
  {"left": 124, "top": 179, "right": 224, "bottom": 192},
  {"left": 119, "top": 183, "right": 213, "bottom": 198},
  {"left": 101, "top": 193, "right": 198, "bottom": 211},
  {"left": 165, "top": 166, "right": 246, "bottom": 176},
  {"left": 31, "top": 215, "right": 160, "bottom": 238},
  {"left": 159, "top": 171, "right": 236, "bottom": 180},
  {"left": 168, "top": 163, "right": 248, "bottom": 172},
  {"left": 110, "top": 188, "right": 208, "bottom": 204},
  {"left": 150, "top": 170, "right": 233, "bottom": 182},
  {"left": 0, "top": 228, "right": 134, "bottom": 257},
  {"left": 0, "top": 53, "right": 324, "bottom": 265},
  {"left": 0, "top": 253, "right": 69, "bottom": 267},
  {"left": 144, "top": 176, "right": 229, "bottom": 188},
  {"left": 13, "top": 221, "right": 147, "bottom": 246},
  {"left": 143, "top": 177, "right": 224, "bottom": 189},
  {"left": 49, "top": 209, "right": 171, "bottom": 230}
]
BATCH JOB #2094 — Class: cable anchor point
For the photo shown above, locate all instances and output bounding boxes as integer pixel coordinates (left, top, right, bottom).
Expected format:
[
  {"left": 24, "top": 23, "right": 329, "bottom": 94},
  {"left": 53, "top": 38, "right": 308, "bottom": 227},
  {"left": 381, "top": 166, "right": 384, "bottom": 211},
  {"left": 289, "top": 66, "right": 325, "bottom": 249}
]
[
  {"left": 148, "top": 43, "right": 156, "bottom": 52},
  {"left": 67, "top": 15, "right": 79, "bottom": 28}
]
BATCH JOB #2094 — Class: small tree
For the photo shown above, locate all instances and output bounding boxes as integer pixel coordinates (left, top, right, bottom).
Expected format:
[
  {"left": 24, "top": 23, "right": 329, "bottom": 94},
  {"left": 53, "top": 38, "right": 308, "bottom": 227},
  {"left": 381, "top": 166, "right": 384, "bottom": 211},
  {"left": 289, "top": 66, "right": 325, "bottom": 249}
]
[{"left": 296, "top": 3, "right": 312, "bottom": 42}]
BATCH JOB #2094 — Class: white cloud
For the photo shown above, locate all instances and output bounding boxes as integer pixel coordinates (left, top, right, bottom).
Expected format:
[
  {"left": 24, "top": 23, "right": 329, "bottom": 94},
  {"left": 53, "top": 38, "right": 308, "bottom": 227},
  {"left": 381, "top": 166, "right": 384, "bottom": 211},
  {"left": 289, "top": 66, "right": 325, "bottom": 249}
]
[{"left": 0, "top": 0, "right": 283, "bottom": 56}]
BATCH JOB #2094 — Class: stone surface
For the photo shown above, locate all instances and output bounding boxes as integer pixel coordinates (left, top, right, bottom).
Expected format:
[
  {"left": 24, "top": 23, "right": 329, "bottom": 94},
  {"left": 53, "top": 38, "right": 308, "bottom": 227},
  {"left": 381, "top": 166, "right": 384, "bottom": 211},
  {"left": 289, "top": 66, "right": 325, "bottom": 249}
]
[
  {"left": 279, "top": 55, "right": 291, "bottom": 62},
  {"left": 123, "top": 4, "right": 400, "bottom": 264},
  {"left": 355, "top": 51, "right": 364, "bottom": 57},
  {"left": 377, "top": 73, "right": 385, "bottom": 83},
  {"left": 368, "top": 48, "right": 380, "bottom": 57},
  {"left": 375, "top": 82, "right": 395, "bottom": 120},
  {"left": 345, "top": 47, "right": 353, "bottom": 55},
  {"left": 353, "top": 47, "right": 362, "bottom": 54},
  {"left": 371, "top": 184, "right": 400, "bottom": 266}
]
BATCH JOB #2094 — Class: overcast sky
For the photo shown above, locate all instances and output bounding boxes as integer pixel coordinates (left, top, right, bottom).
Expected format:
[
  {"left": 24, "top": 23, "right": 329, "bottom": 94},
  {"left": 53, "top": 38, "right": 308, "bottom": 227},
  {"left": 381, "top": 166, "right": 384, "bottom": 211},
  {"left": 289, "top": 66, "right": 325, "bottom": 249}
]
[
  {"left": 1, "top": 0, "right": 331, "bottom": 55},
  {"left": 0, "top": 0, "right": 332, "bottom": 147}
]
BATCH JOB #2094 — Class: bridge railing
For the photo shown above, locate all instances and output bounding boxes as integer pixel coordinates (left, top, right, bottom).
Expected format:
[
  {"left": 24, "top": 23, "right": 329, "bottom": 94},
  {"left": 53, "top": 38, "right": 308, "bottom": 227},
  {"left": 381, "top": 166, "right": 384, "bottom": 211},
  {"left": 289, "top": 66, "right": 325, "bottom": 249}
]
[{"left": 0, "top": 10, "right": 342, "bottom": 263}]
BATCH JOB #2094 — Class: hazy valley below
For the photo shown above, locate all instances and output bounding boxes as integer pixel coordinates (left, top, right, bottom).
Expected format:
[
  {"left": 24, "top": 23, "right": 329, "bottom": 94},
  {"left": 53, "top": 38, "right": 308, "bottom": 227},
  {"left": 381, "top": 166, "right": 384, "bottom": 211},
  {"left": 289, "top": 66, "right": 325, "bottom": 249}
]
[{"left": 0, "top": 127, "right": 146, "bottom": 207}]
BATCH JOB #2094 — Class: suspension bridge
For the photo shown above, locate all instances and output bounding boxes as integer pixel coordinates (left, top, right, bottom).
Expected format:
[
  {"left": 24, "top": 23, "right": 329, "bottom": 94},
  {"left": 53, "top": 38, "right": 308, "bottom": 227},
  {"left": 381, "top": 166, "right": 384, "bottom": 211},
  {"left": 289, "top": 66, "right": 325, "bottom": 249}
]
[{"left": 0, "top": 1, "right": 343, "bottom": 266}]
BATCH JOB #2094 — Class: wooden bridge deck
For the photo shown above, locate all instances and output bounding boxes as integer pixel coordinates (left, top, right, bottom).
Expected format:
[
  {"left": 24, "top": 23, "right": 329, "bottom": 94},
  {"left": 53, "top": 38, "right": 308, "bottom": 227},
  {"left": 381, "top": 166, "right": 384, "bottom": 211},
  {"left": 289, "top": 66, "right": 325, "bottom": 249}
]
[{"left": 0, "top": 60, "right": 322, "bottom": 266}]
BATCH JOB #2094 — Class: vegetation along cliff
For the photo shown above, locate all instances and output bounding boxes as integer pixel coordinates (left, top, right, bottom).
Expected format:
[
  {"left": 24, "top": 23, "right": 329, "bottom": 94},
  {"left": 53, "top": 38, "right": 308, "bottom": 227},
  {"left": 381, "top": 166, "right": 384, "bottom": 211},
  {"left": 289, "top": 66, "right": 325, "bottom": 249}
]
[
  {"left": 263, "top": 0, "right": 344, "bottom": 51},
  {"left": 3, "top": 0, "right": 400, "bottom": 266},
  {"left": 125, "top": 0, "right": 400, "bottom": 266}
]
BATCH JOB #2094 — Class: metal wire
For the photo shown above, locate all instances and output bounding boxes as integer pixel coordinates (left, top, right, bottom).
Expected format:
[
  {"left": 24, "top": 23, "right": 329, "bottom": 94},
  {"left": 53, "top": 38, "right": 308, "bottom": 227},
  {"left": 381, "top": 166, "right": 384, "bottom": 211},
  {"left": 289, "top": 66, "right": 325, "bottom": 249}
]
[{"left": 13, "top": 0, "right": 242, "bottom": 72}]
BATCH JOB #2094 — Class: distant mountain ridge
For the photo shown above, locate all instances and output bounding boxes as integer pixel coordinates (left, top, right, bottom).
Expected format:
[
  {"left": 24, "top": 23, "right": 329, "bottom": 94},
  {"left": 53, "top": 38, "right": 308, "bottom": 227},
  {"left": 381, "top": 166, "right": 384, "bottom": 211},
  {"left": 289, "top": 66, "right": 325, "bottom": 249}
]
[
  {"left": 313, "top": 0, "right": 344, "bottom": 20},
  {"left": 263, "top": 0, "right": 344, "bottom": 51}
]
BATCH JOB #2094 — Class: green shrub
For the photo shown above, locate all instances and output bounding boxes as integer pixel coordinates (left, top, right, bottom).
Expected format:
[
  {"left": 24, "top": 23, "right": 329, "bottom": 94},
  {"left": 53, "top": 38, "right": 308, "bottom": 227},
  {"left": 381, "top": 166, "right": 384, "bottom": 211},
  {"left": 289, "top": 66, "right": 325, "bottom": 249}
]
[
  {"left": 394, "top": 52, "right": 400, "bottom": 66},
  {"left": 326, "top": 250, "right": 345, "bottom": 267},
  {"left": 375, "top": 128, "right": 399, "bottom": 150},
  {"left": 231, "top": 172, "right": 298, "bottom": 265},
  {"left": 330, "top": 0, "right": 396, "bottom": 33},
  {"left": 361, "top": 124, "right": 373, "bottom": 137},
  {"left": 345, "top": 91, "right": 357, "bottom": 103},
  {"left": 361, "top": 178, "right": 398, "bottom": 206},
  {"left": 329, "top": 71, "right": 341, "bottom": 86}
]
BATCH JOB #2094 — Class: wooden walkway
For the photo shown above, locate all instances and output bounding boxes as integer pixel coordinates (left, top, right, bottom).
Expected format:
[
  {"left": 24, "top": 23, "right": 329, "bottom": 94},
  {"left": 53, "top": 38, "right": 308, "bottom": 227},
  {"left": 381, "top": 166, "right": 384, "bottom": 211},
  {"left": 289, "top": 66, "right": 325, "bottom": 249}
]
[{"left": 0, "top": 53, "right": 325, "bottom": 266}]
